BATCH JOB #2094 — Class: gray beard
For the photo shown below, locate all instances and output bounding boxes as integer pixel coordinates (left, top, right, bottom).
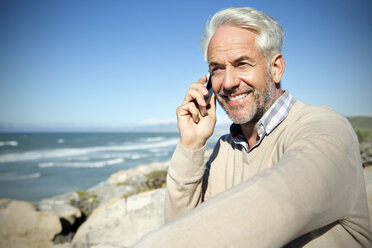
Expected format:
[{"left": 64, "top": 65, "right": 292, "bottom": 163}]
[{"left": 217, "top": 75, "right": 277, "bottom": 125}]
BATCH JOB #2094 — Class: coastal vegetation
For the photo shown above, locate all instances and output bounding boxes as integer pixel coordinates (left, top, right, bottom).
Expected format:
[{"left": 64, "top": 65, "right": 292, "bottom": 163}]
[
  {"left": 347, "top": 116, "right": 372, "bottom": 142},
  {"left": 117, "top": 169, "right": 168, "bottom": 193},
  {"left": 69, "top": 190, "right": 98, "bottom": 217}
]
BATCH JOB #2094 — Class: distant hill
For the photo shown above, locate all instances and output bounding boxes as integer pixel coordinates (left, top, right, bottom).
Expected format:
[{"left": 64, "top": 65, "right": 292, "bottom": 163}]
[{"left": 347, "top": 116, "right": 372, "bottom": 130}]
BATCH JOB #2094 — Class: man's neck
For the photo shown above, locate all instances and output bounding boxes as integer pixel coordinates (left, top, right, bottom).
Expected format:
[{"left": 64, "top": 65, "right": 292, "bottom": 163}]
[{"left": 240, "top": 122, "right": 259, "bottom": 149}]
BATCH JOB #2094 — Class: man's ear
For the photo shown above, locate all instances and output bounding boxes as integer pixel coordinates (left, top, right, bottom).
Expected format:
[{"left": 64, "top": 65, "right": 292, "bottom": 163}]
[{"left": 270, "top": 54, "right": 285, "bottom": 83}]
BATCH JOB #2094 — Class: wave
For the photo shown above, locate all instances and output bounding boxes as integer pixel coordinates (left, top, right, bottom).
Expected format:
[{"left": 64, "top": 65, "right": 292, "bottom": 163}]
[
  {"left": 0, "top": 172, "right": 41, "bottom": 181},
  {"left": 117, "top": 138, "right": 179, "bottom": 151},
  {"left": 38, "top": 157, "right": 125, "bottom": 168},
  {"left": 0, "top": 138, "right": 179, "bottom": 163},
  {"left": 99, "top": 152, "right": 150, "bottom": 161},
  {"left": 141, "top": 136, "right": 165, "bottom": 142},
  {"left": 0, "top": 141, "right": 18, "bottom": 147}
]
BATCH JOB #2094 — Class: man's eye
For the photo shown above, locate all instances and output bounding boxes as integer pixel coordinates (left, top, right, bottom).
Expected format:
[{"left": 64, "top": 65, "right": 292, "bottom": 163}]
[
  {"left": 236, "top": 62, "right": 252, "bottom": 70},
  {"left": 211, "top": 67, "right": 222, "bottom": 72}
]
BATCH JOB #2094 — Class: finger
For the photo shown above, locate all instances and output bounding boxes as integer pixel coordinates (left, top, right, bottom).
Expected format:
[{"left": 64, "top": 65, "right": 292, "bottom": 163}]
[
  {"left": 182, "top": 76, "right": 210, "bottom": 117},
  {"left": 183, "top": 88, "right": 207, "bottom": 108},
  {"left": 177, "top": 102, "right": 201, "bottom": 123},
  {"left": 199, "top": 105, "right": 208, "bottom": 117},
  {"left": 189, "top": 81, "right": 208, "bottom": 94},
  {"left": 208, "top": 95, "right": 217, "bottom": 114},
  {"left": 202, "top": 96, "right": 216, "bottom": 118},
  {"left": 197, "top": 75, "right": 208, "bottom": 85},
  {"left": 184, "top": 77, "right": 209, "bottom": 101}
]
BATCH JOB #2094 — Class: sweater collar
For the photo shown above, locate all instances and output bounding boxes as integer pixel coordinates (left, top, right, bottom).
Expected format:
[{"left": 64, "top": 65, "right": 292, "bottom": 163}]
[{"left": 230, "top": 90, "right": 296, "bottom": 152}]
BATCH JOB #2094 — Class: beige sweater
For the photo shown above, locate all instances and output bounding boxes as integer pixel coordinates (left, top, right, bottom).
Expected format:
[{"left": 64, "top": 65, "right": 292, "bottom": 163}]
[{"left": 134, "top": 101, "right": 372, "bottom": 247}]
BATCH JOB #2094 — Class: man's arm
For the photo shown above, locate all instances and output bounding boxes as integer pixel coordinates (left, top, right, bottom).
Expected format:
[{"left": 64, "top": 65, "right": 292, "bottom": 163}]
[
  {"left": 164, "top": 144, "right": 207, "bottom": 222},
  {"left": 133, "top": 112, "right": 371, "bottom": 247},
  {"left": 163, "top": 76, "right": 217, "bottom": 222}
]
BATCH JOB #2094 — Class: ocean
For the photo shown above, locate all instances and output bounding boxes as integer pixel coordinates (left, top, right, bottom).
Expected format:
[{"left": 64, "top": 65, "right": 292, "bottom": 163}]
[{"left": 0, "top": 131, "right": 224, "bottom": 202}]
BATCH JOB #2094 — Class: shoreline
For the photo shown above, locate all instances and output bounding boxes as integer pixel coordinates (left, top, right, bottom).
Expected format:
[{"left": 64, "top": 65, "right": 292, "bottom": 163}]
[{"left": 0, "top": 148, "right": 213, "bottom": 248}]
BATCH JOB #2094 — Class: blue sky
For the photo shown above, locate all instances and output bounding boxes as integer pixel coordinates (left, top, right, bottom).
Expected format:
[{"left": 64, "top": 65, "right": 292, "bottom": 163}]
[{"left": 0, "top": 0, "right": 371, "bottom": 132}]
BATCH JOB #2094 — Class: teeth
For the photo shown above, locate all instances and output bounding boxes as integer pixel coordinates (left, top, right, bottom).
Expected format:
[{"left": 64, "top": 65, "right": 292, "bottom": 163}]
[{"left": 228, "top": 93, "right": 248, "bottom": 101}]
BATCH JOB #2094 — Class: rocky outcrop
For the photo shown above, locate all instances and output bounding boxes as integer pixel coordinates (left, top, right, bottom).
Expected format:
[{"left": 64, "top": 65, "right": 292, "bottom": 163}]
[
  {"left": 88, "top": 184, "right": 137, "bottom": 205},
  {"left": 0, "top": 199, "right": 62, "bottom": 248},
  {"left": 37, "top": 198, "right": 82, "bottom": 227},
  {"left": 109, "top": 161, "right": 169, "bottom": 186},
  {"left": 71, "top": 188, "right": 165, "bottom": 248},
  {"left": 361, "top": 139, "right": 372, "bottom": 167}
]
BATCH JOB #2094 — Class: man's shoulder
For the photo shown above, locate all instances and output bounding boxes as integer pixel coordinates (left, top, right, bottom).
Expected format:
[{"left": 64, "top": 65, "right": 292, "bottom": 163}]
[
  {"left": 289, "top": 100, "right": 348, "bottom": 125},
  {"left": 287, "top": 100, "right": 356, "bottom": 140}
]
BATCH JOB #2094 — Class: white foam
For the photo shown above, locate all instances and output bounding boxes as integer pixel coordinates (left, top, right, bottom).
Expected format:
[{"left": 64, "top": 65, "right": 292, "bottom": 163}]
[
  {"left": 124, "top": 153, "right": 148, "bottom": 160},
  {"left": 38, "top": 158, "right": 124, "bottom": 168},
  {"left": 97, "top": 152, "right": 148, "bottom": 160},
  {"left": 0, "top": 172, "right": 41, "bottom": 181},
  {"left": 149, "top": 148, "right": 165, "bottom": 153},
  {"left": 142, "top": 137, "right": 165, "bottom": 142},
  {"left": 0, "top": 141, "right": 18, "bottom": 147},
  {"left": 116, "top": 138, "right": 179, "bottom": 151},
  {"left": 0, "top": 148, "right": 94, "bottom": 163},
  {"left": 0, "top": 138, "right": 179, "bottom": 163},
  {"left": 154, "top": 152, "right": 170, "bottom": 157}
]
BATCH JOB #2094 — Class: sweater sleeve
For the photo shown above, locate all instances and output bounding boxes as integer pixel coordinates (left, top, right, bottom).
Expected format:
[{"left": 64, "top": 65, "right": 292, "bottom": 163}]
[
  {"left": 164, "top": 143, "right": 206, "bottom": 223},
  {"left": 133, "top": 112, "right": 371, "bottom": 247}
]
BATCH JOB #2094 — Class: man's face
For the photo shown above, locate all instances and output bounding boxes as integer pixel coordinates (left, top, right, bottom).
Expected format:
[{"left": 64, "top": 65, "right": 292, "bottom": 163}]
[{"left": 207, "top": 25, "right": 277, "bottom": 124}]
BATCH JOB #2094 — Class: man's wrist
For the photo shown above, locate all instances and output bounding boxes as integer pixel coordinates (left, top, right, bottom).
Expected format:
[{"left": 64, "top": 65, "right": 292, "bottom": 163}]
[{"left": 180, "top": 139, "right": 206, "bottom": 151}]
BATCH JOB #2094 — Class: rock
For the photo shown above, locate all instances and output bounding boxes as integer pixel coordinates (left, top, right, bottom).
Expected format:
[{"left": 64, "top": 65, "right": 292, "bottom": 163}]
[
  {"left": 89, "top": 184, "right": 137, "bottom": 205},
  {"left": 37, "top": 198, "right": 82, "bottom": 226},
  {"left": 37, "top": 198, "right": 84, "bottom": 244},
  {"left": 125, "top": 188, "right": 165, "bottom": 239},
  {"left": 72, "top": 188, "right": 165, "bottom": 248},
  {"left": 109, "top": 161, "right": 169, "bottom": 185},
  {"left": 0, "top": 198, "right": 62, "bottom": 248},
  {"left": 90, "top": 245, "right": 123, "bottom": 248},
  {"left": 108, "top": 151, "right": 213, "bottom": 186},
  {"left": 52, "top": 243, "right": 73, "bottom": 248},
  {"left": 361, "top": 140, "right": 372, "bottom": 167}
]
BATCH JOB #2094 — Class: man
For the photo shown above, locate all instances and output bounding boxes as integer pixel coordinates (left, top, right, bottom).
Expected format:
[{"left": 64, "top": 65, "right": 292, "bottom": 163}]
[{"left": 133, "top": 7, "right": 372, "bottom": 247}]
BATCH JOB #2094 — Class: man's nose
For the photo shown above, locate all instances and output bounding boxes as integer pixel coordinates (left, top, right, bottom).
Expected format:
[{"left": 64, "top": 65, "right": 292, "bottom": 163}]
[{"left": 222, "top": 67, "right": 239, "bottom": 90}]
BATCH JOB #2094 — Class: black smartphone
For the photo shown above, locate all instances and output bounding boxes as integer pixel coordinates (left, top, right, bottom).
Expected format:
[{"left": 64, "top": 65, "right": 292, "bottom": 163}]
[{"left": 204, "top": 73, "right": 213, "bottom": 105}]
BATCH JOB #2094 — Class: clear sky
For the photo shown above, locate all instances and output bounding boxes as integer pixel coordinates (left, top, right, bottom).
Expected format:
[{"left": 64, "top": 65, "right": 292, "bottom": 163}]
[{"left": 0, "top": 0, "right": 371, "bottom": 132}]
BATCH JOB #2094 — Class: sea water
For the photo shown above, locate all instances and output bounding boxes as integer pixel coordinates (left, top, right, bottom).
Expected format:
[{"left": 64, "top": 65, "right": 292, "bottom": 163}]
[{"left": 0, "top": 131, "right": 224, "bottom": 202}]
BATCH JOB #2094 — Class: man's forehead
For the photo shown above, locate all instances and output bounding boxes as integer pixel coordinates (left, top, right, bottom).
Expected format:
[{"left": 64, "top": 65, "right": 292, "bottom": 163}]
[
  {"left": 208, "top": 54, "right": 256, "bottom": 67},
  {"left": 207, "top": 27, "right": 261, "bottom": 64}
]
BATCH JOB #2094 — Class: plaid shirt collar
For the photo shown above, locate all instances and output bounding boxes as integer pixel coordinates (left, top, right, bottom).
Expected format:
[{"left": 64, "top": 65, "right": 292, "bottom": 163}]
[{"left": 230, "top": 90, "right": 296, "bottom": 152}]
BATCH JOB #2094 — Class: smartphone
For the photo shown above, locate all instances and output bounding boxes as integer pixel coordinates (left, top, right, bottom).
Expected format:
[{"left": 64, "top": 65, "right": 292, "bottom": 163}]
[{"left": 204, "top": 72, "right": 213, "bottom": 105}]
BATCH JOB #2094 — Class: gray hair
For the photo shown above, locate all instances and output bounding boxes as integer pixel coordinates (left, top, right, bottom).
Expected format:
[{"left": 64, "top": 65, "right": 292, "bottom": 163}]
[{"left": 200, "top": 7, "right": 284, "bottom": 63}]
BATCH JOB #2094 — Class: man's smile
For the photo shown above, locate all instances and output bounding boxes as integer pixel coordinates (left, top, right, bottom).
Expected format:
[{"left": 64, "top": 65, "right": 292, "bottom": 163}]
[
  {"left": 227, "top": 92, "right": 250, "bottom": 101},
  {"left": 219, "top": 91, "right": 252, "bottom": 107}
]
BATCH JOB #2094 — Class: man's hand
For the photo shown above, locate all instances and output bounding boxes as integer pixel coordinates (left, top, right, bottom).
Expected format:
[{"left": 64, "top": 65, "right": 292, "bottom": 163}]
[{"left": 176, "top": 76, "right": 217, "bottom": 150}]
